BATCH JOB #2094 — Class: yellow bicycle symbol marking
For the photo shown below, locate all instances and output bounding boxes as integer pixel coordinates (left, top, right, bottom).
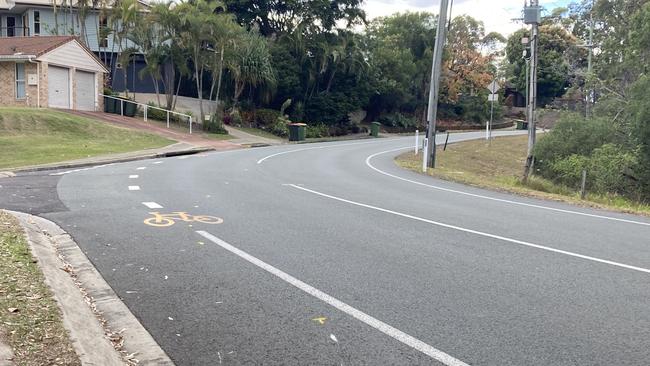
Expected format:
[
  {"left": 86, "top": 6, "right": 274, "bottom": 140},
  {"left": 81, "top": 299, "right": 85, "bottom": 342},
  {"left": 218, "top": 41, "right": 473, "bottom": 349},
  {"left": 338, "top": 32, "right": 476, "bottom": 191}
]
[{"left": 143, "top": 212, "right": 224, "bottom": 227}]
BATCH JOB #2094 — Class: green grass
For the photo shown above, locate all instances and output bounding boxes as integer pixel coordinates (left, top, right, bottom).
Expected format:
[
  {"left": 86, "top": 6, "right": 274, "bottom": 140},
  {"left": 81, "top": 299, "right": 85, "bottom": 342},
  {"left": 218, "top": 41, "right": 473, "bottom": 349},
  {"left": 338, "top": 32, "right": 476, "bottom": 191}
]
[
  {"left": 231, "top": 126, "right": 283, "bottom": 140},
  {"left": 0, "top": 108, "right": 173, "bottom": 170},
  {"left": 396, "top": 135, "right": 650, "bottom": 216},
  {"left": 140, "top": 113, "right": 234, "bottom": 140},
  {"left": 0, "top": 211, "right": 80, "bottom": 365}
]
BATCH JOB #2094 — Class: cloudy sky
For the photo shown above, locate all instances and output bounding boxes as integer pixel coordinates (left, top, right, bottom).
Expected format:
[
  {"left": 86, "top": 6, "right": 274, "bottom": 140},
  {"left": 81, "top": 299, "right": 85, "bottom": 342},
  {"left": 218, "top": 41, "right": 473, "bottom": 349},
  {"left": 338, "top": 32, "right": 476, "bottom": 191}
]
[{"left": 362, "top": 0, "right": 572, "bottom": 36}]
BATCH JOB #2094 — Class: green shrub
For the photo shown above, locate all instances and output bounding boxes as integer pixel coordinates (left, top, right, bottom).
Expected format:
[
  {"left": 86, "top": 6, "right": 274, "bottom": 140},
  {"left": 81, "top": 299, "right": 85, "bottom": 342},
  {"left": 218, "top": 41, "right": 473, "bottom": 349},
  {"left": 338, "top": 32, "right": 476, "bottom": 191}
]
[
  {"left": 587, "top": 144, "right": 639, "bottom": 195},
  {"left": 304, "top": 93, "right": 354, "bottom": 125},
  {"left": 549, "top": 154, "right": 590, "bottom": 187},
  {"left": 534, "top": 113, "right": 617, "bottom": 173},
  {"left": 270, "top": 119, "right": 289, "bottom": 137},
  {"left": 230, "top": 110, "right": 243, "bottom": 126},
  {"left": 306, "top": 124, "right": 329, "bottom": 138},
  {"left": 204, "top": 111, "right": 228, "bottom": 134},
  {"left": 255, "top": 109, "right": 281, "bottom": 128},
  {"left": 378, "top": 113, "right": 417, "bottom": 129}
]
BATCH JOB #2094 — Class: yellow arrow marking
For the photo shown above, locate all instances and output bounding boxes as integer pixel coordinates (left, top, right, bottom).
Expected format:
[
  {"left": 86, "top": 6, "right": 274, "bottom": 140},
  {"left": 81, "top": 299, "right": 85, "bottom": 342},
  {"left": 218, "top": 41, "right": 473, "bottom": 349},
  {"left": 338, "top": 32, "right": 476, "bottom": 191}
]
[{"left": 312, "top": 317, "right": 327, "bottom": 325}]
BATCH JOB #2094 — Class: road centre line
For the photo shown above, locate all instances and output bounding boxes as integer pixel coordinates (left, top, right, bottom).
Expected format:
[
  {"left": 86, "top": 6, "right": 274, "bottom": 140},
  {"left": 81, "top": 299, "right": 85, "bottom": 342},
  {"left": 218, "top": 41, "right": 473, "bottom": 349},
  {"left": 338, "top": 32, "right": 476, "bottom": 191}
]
[
  {"left": 256, "top": 138, "right": 402, "bottom": 165},
  {"left": 196, "top": 230, "right": 469, "bottom": 366},
  {"left": 129, "top": 175, "right": 139, "bottom": 179},
  {"left": 365, "top": 147, "right": 650, "bottom": 227},
  {"left": 136, "top": 167, "right": 147, "bottom": 170},
  {"left": 287, "top": 184, "right": 650, "bottom": 275},
  {"left": 128, "top": 186, "right": 141, "bottom": 191},
  {"left": 142, "top": 202, "right": 163, "bottom": 209}
]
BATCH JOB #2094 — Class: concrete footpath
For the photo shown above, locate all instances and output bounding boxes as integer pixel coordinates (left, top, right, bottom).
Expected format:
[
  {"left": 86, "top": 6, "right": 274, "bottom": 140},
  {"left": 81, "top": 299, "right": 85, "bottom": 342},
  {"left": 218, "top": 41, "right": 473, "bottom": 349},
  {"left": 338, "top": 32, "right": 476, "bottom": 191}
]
[{"left": 7, "top": 210, "right": 174, "bottom": 365}]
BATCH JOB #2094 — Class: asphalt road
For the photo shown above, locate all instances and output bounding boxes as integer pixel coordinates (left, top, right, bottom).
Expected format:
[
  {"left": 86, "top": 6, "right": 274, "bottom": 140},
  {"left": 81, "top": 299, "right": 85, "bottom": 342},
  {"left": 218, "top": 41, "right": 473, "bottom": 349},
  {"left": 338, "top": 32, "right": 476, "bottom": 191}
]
[{"left": 3, "top": 131, "right": 650, "bottom": 365}]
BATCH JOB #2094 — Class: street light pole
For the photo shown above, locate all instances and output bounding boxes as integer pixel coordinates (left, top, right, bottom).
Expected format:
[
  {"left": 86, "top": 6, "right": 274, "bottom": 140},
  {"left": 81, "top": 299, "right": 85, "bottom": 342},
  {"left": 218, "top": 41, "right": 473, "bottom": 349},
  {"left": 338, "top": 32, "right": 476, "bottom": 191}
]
[{"left": 423, "top": 0, "right": 450, "bottom": 172}]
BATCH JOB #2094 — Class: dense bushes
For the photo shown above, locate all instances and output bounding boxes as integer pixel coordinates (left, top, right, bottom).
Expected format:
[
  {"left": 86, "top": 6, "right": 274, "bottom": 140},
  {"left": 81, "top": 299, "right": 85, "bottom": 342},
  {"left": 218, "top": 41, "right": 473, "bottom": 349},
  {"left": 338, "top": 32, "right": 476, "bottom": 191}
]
[
  {"left": 255, "top": 109, "right": 281, "bottom": 128},
  {"left": 377, "top": 113, "right": 418, "bottom": 130},
  {"left": 534, "top": 113, "right": 643, "bottom": 198},
  {"left": 439, "top": 95, "right": 500, "bottom": 124}
]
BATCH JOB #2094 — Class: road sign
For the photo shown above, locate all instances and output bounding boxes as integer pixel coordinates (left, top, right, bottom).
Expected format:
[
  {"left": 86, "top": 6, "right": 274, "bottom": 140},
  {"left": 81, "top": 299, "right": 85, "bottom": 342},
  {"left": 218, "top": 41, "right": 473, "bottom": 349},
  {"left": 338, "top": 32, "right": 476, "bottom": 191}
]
[
  {"left": 488, "top": 94, "right": 499, "bottom": 102},
  {"left": 486, "top": 80, "right": 500, "bottom": 94}
]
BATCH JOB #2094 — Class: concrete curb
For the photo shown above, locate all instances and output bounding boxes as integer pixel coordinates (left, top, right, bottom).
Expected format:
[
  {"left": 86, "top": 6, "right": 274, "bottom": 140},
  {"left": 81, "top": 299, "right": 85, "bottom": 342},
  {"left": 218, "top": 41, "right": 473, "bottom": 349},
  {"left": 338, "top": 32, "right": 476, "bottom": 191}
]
[
  {"left": 8, "top": 147, "right": 215, "bottom": 174},
  {"left": 8, "top": 210, "right": 174, "bottom": 366}
]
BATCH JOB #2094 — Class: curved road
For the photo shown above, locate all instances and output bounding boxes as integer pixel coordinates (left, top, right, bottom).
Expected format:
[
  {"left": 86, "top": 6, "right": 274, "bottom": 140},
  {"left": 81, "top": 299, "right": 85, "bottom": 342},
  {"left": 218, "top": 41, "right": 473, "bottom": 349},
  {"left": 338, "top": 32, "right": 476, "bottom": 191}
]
[{"left": 32, "top": 132, "right": 650, "bottom": 365}]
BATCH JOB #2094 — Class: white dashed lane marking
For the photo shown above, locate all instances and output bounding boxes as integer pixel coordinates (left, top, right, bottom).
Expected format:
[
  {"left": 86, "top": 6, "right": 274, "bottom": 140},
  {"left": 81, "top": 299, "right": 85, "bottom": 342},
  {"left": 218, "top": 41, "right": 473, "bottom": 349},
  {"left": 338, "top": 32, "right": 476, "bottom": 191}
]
[
  {"left": 128, "top": 186, "right": 141, "bottom": 191},
  {"left": 129, "top": 175, "right": 139, "bottom": 179},
  {"left": 142, "top": 202, "right": 163, "bottom": 209},
  {"left": 136, "top": 167, "right": 147, "bottom": 170}
]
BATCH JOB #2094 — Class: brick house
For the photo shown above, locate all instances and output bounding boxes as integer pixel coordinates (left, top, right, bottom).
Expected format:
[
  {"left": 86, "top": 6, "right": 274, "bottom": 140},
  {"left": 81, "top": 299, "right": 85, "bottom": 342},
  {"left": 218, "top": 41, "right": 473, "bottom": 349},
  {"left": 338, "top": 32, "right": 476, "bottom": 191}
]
[{"left": 0, "top": 36, "right": 107, "bottom": 110}]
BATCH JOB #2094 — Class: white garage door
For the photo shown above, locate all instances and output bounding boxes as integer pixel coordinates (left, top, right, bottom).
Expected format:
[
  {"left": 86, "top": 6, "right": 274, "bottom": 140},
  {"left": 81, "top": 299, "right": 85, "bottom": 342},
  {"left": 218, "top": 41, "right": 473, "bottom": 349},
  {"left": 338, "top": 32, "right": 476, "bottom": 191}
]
[
  {"left": 75, "top": 71, "right": 96, "bottom": 111},
  {"left": 48, "top": 66, "right": 70, "bottom": 109}
]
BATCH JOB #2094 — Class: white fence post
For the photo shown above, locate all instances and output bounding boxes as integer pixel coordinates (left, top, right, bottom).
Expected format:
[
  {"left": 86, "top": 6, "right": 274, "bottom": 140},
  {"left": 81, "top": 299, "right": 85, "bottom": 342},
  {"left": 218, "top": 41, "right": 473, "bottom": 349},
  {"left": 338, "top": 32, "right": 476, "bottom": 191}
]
[
  {"left": 120, "top": 100, "right": 124, "bottom": 116},
  {"left": 189, "top": 116, "right": 192, "bottom": 134},
  {"left": 414, "top": 130, "right": 419, "bottom": 155},
  {"left": 166, "top": 111, "right": 170, "bottom": 128},
  {"left": 144, "top": 105, "right": 148, "bottom": 122}
]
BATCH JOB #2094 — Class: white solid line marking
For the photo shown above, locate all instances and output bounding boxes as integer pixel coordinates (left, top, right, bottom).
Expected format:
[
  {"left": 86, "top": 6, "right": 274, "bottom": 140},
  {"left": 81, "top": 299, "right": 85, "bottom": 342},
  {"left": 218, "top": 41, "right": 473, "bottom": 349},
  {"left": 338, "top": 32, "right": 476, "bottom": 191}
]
[
  {"left": 153, "top": 161, "right": 163, "bottom": 164},
  {"left": 128, "top": 186, "right": 141, "bottom": 191},
  {"left": 256, "top": 138, "right": 402, "bottom": 165},
  {"left": 129, "top": 175, "right": 139, "bottom": 179},
  {"left": 142, "top": 202, "right": 162, "bottom": 209},
  {"left": 287, "top": 184, "right": 650, "bottom": 275},
  {"left": 49, "top": 163, "right": 113, "bottom": 176},
  {"left": 365, "top": 147, "right": 650, "bottom": 227},
  {"left": 136, "top": 167, "right": 147, "bottom": 170},
  {"left": 196, "top": 230, "right": 468, "bottom": 366}
]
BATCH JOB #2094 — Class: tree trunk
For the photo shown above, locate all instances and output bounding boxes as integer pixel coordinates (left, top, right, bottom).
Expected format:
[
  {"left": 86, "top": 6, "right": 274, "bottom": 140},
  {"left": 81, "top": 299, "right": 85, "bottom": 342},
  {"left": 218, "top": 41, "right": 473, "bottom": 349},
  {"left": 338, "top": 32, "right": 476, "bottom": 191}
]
[
  {"left": 173, "top": 77, "right": 182, "bottom": 111},
  {"left": 194, "top": 48, "right": 205, "bottom": 123},
  {"left": 213, "top": 44, "right": 225, "bottom": 115}
]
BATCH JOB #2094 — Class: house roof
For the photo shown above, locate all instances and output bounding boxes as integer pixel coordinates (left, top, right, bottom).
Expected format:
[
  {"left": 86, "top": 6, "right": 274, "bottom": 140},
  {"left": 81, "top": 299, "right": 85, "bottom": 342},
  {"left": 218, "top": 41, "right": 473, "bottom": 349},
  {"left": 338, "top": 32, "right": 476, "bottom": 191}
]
[
  {"left": 0, "top": 36, "right": 108, "bottom": 72},
  {"left": 0, "top": 36, "right": 76, "bottom": 57}
]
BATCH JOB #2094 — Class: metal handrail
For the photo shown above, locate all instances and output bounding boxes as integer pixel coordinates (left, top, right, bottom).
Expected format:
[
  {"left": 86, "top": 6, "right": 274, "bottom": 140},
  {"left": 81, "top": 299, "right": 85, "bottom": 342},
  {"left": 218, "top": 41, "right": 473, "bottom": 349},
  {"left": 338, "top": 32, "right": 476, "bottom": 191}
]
[{"left": 100, "top": 94, "right": 193, "bottom": 134}]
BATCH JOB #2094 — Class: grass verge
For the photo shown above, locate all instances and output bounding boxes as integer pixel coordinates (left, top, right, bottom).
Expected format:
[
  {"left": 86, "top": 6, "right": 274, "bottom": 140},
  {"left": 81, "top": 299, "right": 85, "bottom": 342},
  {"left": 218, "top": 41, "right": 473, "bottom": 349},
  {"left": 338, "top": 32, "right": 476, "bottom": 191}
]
[
  {"left": 0, "top": 108, "right": 173, "bottom": 170},
  {"left": 0, "top": 211, "right": 80, "bottom": 365},
  {"left": 230, "top": 126, "right": 283, "bottom": 141},
  {"left": 395, "top": 135, "right": 650, "bottom": 216},
  {"left": 140, "top": 115, "right": 234, "bottom": 141}
]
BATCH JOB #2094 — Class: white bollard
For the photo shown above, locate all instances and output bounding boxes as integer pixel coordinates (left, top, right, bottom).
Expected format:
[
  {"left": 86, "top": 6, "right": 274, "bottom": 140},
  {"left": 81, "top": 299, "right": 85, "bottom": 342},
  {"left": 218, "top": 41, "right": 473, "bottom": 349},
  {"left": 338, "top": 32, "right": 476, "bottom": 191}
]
[
  {"left": 485, "top": 121, "right": 489, "bottom": 140},
  {"left": 415, "top": 130, "right": 419, "bottom": 155},
  {"left": 166, "top": 111, "right": 170, "bottom": 128},
  {"left": 189, "top": 116, "right": 193, "bottom": 134}
]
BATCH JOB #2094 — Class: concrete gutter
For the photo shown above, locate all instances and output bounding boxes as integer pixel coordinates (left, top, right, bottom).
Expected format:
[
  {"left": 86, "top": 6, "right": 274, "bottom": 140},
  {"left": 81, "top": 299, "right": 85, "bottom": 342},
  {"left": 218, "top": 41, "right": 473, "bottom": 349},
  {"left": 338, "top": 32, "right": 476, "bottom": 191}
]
[{"left": 8, "top": 211, "right": 174, "bottom": 366}]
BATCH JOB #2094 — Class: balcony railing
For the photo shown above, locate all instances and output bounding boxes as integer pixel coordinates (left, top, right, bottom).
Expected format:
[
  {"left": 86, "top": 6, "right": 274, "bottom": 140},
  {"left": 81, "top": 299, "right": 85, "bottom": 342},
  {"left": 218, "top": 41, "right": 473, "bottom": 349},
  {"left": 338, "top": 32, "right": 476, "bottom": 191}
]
[{"left": 0, "top": 27, "right": 31, "bottom": 37}]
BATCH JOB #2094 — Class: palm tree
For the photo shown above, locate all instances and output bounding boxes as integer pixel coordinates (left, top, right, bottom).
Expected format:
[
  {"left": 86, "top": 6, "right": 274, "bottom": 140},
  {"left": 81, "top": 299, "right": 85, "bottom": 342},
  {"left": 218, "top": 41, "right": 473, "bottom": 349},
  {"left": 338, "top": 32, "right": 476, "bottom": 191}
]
[
  {"left": 226, "top": 30, "right": 276, "bottom": 107},
  {"left": 176, "top": 0, "right": 224, "bottom": 122}
]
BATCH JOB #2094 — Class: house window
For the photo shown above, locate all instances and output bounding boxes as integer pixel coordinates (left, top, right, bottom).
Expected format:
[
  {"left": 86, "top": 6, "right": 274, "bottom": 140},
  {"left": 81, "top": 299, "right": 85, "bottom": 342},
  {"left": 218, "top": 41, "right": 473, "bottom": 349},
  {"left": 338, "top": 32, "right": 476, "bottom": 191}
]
[
  {"left": 7, "top": 17, "right": 15, "bottom": 37},
  {"left": 15, "top": 63, "right": 26, "bottom": 99},
  {"left": 99, "top": 15, "right": 108, "bottom": 48},
  {"left": 33, "top": 11, "right": 40, "bottom": 35}
]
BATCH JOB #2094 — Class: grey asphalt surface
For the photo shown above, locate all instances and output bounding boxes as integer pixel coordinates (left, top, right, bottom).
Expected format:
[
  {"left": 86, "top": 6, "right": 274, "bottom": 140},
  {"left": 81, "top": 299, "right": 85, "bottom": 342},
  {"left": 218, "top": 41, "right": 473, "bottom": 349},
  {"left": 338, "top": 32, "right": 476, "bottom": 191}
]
[{"left": 2, "top": 131, "right": 650, "bottom": 365}]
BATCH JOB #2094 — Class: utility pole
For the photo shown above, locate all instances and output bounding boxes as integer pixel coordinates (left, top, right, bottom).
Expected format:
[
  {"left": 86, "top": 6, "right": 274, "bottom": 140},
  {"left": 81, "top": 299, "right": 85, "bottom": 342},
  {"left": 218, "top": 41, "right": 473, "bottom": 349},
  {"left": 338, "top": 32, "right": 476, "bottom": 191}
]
[
  {"left": 423, "top": 0, "right": 450, "bottom": 171},
  {"left": 585, "top": 2, "right": 594, "bottom": 118},
  {"left": 523, "top": 0, "right": 540, "bottom": 181}
]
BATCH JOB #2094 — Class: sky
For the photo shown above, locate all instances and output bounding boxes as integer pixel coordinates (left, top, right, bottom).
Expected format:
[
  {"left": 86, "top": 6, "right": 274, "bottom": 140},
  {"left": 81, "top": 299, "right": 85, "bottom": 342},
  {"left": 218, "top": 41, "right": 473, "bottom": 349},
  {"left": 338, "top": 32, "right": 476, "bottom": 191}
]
[{"left": 362, "top": 0, "right": 573, "bottom": 36}]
